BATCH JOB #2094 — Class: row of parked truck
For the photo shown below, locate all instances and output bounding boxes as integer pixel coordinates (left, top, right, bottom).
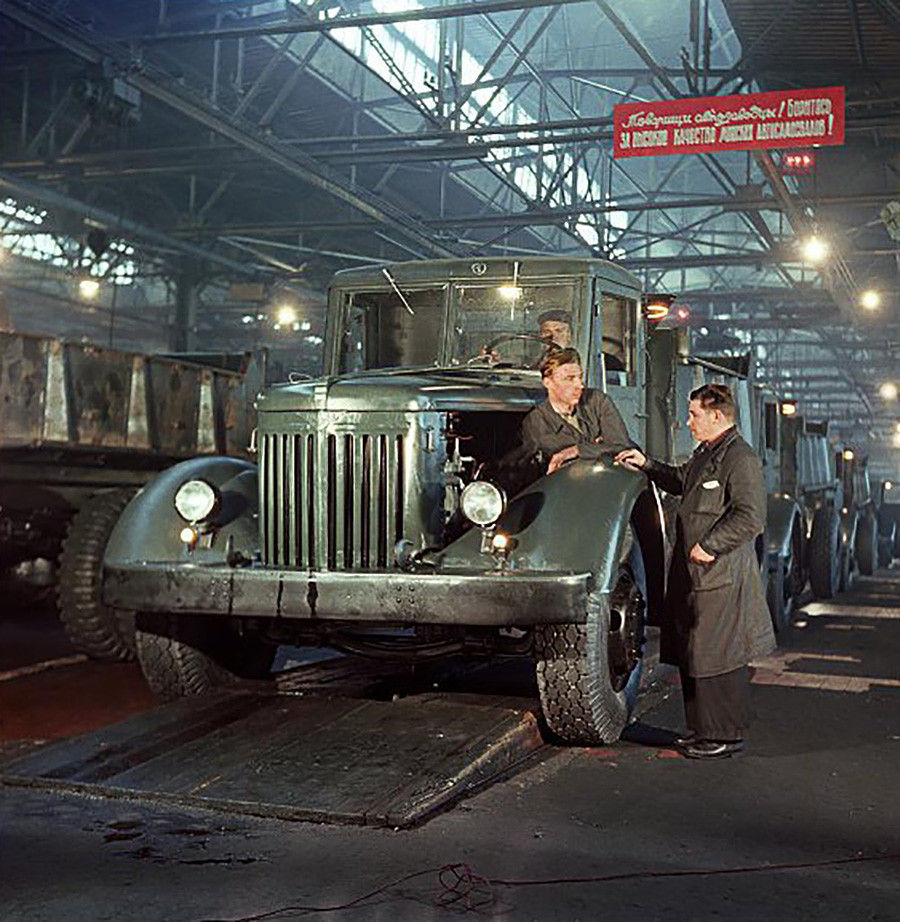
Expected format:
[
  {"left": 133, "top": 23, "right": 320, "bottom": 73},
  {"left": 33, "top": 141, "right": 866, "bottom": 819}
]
[{"left": 1, "top": 256, "right": 897, "bottom": 745}]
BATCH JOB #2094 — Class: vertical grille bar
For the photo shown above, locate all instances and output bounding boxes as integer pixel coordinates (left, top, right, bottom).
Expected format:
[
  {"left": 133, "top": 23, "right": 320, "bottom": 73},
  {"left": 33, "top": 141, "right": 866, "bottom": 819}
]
[
  {"left": 266, "top": 434, "right": 279, "bottom": 565},
  {"left": 351, "top": 434, "right": 365, "bottom": 568},
  {"left": 290, "top": 434, "right": 301, "bottom": 567},
  {"left": 394, "top": 434, "right": 406, "bottom": 547},
  {"left": 326, "top": 434, "right": 336, "bottom": 569},
  {"left": 333, "top": 434, "right": 347, "bottom": 569},
  {"left": 306, "top": 433, "right": 317, "bottom": 569},
  {"left": 369, "top": 435, "right": 383, "bottom": 567},
  {"left": 260, "top": 434, "right": 269, "bottom": 563},
  {"left": 342, "top": 434, "right": 355, "bottom": 568},
  {"left": 360, "top": 435, "right": 371, "bottom": 568},
  {"left": 376, "top": 434, "right": 388, "bottom": 567},
  {"left": 280, "top": 434, "right": 290, "bottom": 566},
  {"left": 384, "top": 434, "right": 397, "bottom": 559}
]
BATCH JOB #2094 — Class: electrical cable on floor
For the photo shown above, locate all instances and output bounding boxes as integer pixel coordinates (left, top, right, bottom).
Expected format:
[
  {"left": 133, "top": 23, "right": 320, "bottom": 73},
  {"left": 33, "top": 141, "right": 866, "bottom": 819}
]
[{"left": 197, "top": 851, "right": 900, "bottom": 920}]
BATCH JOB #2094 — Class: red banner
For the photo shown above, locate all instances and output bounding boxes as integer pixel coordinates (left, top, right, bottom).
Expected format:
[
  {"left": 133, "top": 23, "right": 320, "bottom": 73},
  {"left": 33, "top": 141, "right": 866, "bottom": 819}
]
[{"left": 613, "top": 87, "right": 845, "bottom": 158}]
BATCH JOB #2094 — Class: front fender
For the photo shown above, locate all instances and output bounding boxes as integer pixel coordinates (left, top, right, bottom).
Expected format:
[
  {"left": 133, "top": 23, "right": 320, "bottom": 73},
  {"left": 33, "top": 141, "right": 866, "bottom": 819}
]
[
  {"left": 104, "top": 456, "right": 258, "bottom": 568},
  {"left": 766, "top": 494, "right": 802, "bottom": 561},
  {"left": 441, "top": 458, "right": 648, "bottom": 596}
]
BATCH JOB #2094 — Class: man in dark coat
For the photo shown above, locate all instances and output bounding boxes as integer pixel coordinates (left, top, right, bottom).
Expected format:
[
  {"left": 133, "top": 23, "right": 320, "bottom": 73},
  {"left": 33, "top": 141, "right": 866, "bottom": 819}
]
[
  {"left": 521, "top": 347, "right": 635, "bottom": 474},
  {"left": 617, "top": 384, "right": 775, "bottom": 759}
]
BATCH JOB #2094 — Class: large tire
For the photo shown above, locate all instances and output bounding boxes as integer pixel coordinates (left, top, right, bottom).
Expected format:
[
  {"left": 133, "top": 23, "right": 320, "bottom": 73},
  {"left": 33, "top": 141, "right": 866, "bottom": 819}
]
[
  {"left": 878, "top": 522, "right": 896, "bottom": 567},
  {"left": 856, "top": 513, "right": 878, "bottom": 576},
  {"left": 135, "top": 611, "right": 276, "bottom": 701},
  {"left": 57, "top": 487, "right": 138, "bottom": 661},
  {"left": 839, "top": 542, "right": 856, "bottom": 592},
  {"left": 766, "top": 559, "right": 792, "bottom": 633},
  {"left": 534, "top": 533, "right": 646, "bottom": 745},
  {"left": 808, "top": 505, "right": 840, "bottom": 600}
]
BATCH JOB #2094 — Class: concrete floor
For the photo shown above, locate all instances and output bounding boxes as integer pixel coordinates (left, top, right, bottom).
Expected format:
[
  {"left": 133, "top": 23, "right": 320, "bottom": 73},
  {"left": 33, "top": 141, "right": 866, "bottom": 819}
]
[{"left": 1, "top": 570, "right": 898, "bottom": 921}]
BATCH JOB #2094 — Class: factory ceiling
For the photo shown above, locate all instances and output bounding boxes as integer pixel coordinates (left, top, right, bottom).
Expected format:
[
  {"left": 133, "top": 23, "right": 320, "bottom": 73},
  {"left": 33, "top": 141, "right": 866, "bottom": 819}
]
[{"left": 0, "top": 0, "right": 898, "bottom": 473}]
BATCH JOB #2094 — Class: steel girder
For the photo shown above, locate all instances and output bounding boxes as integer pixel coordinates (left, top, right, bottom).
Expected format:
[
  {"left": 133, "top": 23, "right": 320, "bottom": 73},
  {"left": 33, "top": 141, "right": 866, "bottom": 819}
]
[
  {"left": 1, "top": 0, "right": 459, "bottom": 260},
  {"left": 0, "top": 170, "right": 259, "bottom": 275}
]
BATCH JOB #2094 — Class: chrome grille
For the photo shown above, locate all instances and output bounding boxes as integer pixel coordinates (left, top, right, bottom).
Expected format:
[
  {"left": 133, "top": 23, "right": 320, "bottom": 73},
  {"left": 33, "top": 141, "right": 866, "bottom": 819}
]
[{"left": 260, "top": 429, "right": 406, "bottom": 570}]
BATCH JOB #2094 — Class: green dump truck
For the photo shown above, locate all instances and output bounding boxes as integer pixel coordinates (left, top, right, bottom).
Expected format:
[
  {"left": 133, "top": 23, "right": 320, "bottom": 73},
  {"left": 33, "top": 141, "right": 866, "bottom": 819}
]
[{"left": 102, "top": 257, "right": 676, "bottom": 745}]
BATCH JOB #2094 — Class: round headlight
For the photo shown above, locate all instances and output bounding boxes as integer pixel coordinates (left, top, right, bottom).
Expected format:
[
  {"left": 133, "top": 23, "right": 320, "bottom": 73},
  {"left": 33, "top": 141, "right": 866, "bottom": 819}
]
[
  {"left": 460, "top": 481, "right": 506, "bottom": 527},
  {"left": 174, "top": 479, "right": 219, "bottom": 523}
]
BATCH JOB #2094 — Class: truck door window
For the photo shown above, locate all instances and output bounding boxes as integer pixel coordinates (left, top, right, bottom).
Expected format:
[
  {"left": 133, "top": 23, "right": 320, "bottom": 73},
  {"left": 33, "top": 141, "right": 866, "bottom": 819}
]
[
  {"left": 596, "top": 294, "right": 636, "bottom": 385},
  {"left": 338, "top": 288, "right": 444, "bottom": 371}
]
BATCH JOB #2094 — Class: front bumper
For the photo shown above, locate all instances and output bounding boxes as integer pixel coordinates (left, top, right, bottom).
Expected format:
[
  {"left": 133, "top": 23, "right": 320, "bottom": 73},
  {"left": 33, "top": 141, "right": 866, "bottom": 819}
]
[{"left": 103, "top": 563, "right": 594, "bottom": 626}]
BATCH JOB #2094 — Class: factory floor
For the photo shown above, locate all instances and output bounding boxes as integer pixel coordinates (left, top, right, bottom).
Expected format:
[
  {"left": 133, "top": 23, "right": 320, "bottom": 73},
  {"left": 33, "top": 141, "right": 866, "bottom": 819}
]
[{"left": 1, "top": 567, "right": 898, "bottom": 922}]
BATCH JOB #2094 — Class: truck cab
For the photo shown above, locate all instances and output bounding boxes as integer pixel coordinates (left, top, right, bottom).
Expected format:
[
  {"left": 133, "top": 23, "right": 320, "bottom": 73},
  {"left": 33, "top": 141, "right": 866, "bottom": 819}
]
[{"left": 102, "top": 257, "right": 668, "bottom": 745}]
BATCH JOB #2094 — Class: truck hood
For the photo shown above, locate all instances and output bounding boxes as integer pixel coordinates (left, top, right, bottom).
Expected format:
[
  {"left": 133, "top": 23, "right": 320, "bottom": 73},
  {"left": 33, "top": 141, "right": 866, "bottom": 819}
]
[{"left": 257, "top": 367, "right": 544, "bottom": 413}]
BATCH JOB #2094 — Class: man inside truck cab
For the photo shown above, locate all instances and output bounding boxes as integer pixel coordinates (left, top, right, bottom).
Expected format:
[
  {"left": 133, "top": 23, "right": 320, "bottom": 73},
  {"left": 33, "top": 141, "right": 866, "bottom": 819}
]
[
  {"left": 536, "top": 309, "right": 573, "bottom": 349},
  {"left": 520, "top": 348, "right": 635, "bottom": 475}
]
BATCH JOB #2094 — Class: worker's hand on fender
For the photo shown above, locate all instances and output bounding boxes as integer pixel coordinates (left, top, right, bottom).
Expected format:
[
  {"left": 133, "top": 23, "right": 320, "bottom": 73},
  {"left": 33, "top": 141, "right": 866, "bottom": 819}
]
[
  {"left": 548, "top": 445, "right": 580, "bottom": 474},
  {"left": 616, "top": 448, "right": 647, "bottom": 470},
  {"left": 689, "top": 543, "right": 716, "bottom": 564}
]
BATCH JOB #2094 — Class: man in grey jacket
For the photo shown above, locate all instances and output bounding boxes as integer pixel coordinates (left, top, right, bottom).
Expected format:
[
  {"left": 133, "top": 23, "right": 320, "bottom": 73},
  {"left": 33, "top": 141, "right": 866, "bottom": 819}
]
[
  {"left": 521, "top": 347, "right": 635, "bottom": 474},
  {"left": 617, "top": 384, "right": 775, "bottom": 759}
]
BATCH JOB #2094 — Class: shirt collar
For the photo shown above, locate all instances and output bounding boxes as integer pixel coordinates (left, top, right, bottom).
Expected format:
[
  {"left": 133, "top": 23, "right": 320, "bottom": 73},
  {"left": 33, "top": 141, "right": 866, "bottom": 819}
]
[{"left": 702, "top": 425, "right": 737, "bottom": 451}]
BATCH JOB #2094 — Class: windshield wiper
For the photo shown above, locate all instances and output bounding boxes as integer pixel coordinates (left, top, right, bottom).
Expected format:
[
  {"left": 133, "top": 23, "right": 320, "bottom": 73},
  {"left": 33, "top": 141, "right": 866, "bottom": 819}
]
[{"left": 381, "top": 267, "right": 414, "bottom": 316}]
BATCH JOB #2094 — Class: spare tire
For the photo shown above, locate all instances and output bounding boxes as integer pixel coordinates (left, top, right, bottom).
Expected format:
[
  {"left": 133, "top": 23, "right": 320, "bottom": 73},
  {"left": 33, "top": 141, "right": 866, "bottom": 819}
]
[{"left": 57, "top": 487, "right": 138, "bottom": 661}]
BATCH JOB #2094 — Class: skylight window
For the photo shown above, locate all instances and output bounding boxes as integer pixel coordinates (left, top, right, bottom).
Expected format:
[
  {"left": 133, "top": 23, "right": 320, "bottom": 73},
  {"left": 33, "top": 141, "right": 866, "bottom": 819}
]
[
  {"left": 0, "top": 197, "right": 137, "bottom": 285},
  {"left": 290, "top": 0, "right": 605, "bottom": 244}
]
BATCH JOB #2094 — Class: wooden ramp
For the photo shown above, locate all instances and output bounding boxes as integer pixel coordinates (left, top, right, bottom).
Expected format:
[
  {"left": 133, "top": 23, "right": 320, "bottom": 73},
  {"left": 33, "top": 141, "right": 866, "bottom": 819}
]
[{"left": 0, "top": 683, "right": 545, "bottom": 828}]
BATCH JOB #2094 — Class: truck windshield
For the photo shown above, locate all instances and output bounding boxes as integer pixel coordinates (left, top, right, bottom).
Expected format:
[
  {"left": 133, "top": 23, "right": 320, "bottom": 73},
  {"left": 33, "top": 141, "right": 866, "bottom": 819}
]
[
  {"left": 338, "top": 287, "right": 445, "bottom": 372},
  {"left": 450, "top": 281, "right": 578, "bottom": 367}
]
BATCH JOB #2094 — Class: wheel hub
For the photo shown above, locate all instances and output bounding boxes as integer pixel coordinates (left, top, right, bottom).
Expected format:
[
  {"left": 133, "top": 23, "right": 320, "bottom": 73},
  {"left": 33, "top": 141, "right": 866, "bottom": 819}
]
[{"left": 607, "top": 569, "right": 646, "bottom": 692}]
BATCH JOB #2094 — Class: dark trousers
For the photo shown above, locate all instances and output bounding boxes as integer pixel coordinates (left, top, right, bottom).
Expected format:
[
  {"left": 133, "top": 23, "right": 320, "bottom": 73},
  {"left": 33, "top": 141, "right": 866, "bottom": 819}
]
[{"left": 680, "top": 666, "right": 751, "bottom": 741}]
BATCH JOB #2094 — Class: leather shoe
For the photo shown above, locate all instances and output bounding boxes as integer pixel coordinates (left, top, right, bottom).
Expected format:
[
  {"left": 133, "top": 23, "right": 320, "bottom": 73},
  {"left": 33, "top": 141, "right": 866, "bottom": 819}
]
[
  {"left": 681, "top": 739, "right": 745, "bottom": 760},
  {"left": 672, "top": 732, "right": 697, "bottom": 747}
]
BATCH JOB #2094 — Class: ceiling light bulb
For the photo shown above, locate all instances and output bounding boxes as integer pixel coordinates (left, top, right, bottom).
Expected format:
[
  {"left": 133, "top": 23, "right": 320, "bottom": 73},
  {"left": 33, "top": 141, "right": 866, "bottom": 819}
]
[
  {"left": 78, "top": 278, "right": 100, "bottom": 300},
  {"left": 800, "top": 235, "right": 828, "bottom": 264},
  {"left": 275, "top": 305, "right": 297, "bottom": 326},
  {"left": 879, "top": 382, "right": 898, "bottom": 401},
  {"left": 860, "top": 290, "right": 880, "bottom": 310}
]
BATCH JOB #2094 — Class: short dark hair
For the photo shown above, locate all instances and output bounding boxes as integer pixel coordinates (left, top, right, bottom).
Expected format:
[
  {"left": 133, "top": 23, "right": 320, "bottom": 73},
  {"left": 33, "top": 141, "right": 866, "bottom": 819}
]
[
  {"left": 540, "top": 347, "right": 581, "bottom": 378},
  {"left": 537, "top": 309, "right": 572, "bottom": 326},
  {"left": 690, "top": 383, "right": 736, "bottom": 419}
]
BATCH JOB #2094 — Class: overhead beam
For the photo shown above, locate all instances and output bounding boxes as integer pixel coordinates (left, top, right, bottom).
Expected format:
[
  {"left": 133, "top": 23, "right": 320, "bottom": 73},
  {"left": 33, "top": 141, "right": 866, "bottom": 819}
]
[
  {"left": 131, "top": 0, "right": 589, "bottom": 45},
  {"left": 1, "top": 0, "right": 458, "bottom": 260},
  {"left": 0, "top": 170, "right": 258, "bottom": 275}
]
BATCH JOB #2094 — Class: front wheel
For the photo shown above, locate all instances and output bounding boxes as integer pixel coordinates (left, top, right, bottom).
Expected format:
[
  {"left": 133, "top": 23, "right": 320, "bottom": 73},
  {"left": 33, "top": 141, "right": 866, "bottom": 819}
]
[
  {"left": 57, "top": 487, "right": 138, "bottom": 661},
  {"left": 534, "top": 551, "right": 646, "bottom": 745},
  {"left": 135, "top": 612, "right": 276, "bottom": 701}
]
